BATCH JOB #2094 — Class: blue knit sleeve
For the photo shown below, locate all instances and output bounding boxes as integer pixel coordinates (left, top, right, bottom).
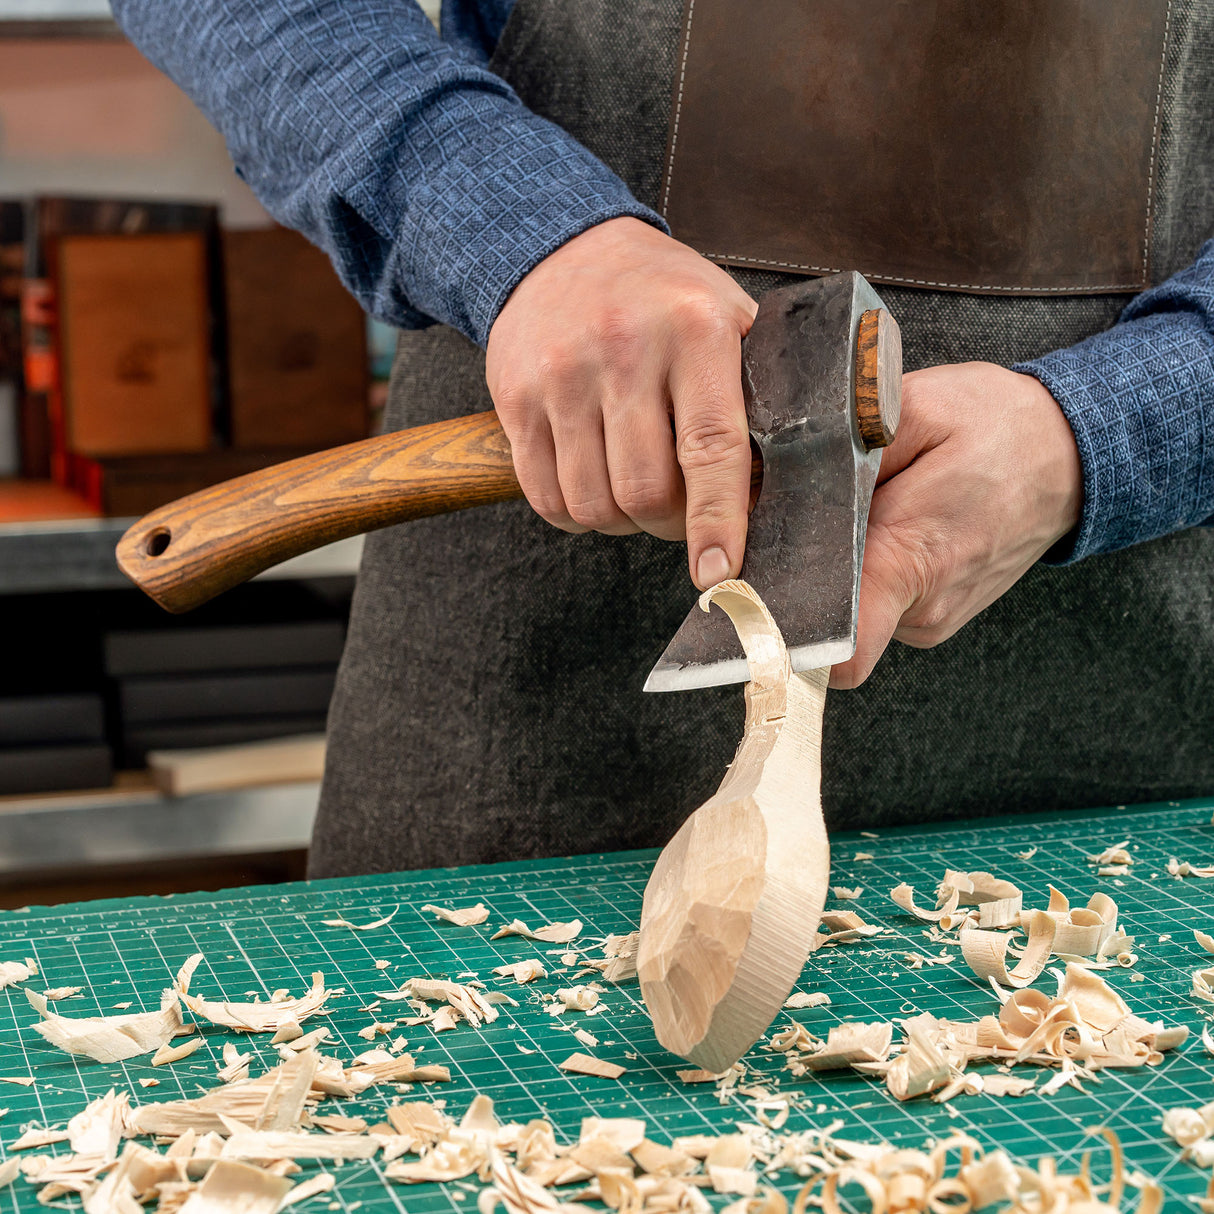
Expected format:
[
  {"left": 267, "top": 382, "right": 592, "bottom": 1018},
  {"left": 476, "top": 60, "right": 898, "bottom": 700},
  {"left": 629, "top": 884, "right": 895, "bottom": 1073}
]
[
  {"left": 1015, "top": 240, "right": 1214, "bottom": 563},
  {"left": 108, "top": 0, "right": 665, "bottom": 346}
]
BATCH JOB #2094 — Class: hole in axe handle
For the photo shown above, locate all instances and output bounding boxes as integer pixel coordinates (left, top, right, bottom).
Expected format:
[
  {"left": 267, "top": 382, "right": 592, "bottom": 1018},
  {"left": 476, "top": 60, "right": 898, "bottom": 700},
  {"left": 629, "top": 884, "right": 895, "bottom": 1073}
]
[{"left": 145, "top": 528, "right": 172, "bottom": 558}]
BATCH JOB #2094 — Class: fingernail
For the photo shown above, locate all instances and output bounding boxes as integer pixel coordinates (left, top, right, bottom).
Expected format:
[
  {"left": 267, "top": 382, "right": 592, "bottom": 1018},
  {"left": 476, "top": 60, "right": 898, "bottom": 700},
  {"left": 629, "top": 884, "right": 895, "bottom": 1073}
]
[{"left": 696, "top": 546, "right": 731, "bottom": 589}]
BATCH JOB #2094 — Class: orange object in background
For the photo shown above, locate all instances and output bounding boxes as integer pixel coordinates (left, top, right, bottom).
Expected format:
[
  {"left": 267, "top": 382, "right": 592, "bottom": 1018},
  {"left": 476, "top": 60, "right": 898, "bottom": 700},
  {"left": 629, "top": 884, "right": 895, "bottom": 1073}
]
[{"left": 55, "top": 230, "right": 213, "bottom": 458}]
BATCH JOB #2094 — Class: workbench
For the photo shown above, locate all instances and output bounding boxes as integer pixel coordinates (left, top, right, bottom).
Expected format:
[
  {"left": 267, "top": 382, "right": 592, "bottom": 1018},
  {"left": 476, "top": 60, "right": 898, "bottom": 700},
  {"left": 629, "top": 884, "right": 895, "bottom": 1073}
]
[{"left": 0, "top": 797, "right": 1212, "bottom": 1210}]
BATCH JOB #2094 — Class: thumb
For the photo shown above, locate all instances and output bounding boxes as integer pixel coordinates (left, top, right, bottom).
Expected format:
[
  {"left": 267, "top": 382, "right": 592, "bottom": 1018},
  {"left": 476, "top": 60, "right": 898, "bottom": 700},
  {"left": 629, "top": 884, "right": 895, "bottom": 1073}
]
[{"left": 829, "top": 522, "right": 918, "bottom": 689}]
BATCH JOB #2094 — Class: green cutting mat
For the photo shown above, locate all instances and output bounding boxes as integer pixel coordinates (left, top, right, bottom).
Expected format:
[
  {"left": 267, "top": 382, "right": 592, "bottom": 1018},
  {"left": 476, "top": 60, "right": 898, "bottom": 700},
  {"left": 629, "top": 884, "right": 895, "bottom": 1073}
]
[{"left": 1, "top": 798, "right": 1214, "bottom": 1211}]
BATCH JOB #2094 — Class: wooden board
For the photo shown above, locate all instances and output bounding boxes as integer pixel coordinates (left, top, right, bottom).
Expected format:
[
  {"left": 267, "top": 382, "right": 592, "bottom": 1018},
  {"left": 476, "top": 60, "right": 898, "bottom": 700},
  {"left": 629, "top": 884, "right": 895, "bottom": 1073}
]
[
  {"left": 55, "top": 231, "right": 213, "bottom": 457},
  {"left": 223, "top": 228, "right": 369, "bottom": 450}
]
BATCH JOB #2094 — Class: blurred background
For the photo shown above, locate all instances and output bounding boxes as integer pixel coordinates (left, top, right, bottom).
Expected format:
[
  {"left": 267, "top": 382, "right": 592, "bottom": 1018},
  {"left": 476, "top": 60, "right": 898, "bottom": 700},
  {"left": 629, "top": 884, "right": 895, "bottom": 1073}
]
[{"left": 0, "top": 0, "right": 422, "bottom": 905}]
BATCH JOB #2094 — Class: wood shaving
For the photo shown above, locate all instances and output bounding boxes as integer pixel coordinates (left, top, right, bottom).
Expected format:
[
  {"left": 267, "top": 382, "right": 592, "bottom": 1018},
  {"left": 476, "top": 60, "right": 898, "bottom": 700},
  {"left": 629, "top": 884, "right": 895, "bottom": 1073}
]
[
  {"left": 814, "top": 911, "right": 884, "bottom": 946},
  {"left": 830, "top": 887, "right": 861, "bottom": 900},
  {"left": 771, "top": 1021, "right": 893, "bottom": 1073},
  {"left": 573, "top": 1028, "right": 599, "bottom": 1049},
  {"left": 219, "top": 1127, "right": 379, "bottom": 1163},
  {"left": 1168, "top": 858, "right": 1214, "bottom": 878},
  {"left": 959, "top": 909, "right": 1057, "bottom": 988},
  {"left": 319, "top": 908, "right": 397, "bottom": 931},
  {"left": 281, "top": 1172, "right": 335, "bottom": 1206},
  {"left": 1088, "top": 840, "right": 1132, "bottom": 866},
  {"left": 0, "top": 1077, "right": 33, "bottom": 1087},
  {"left": 400, "top": 977, "right": 501, "bottom": 1029},
  {"left": 0, "top": 1159, "right": 16, "bottom": 1189},
  {"left": 1194, "top": 967, "right": 1214, "bottom": 1003},
  {"left": 280, "top": 1028, "right": 329, "bottom": 1053},
  {"left": 677, "top": 1069, "right": 725, "bottom": 1084},
  {"left": 421, "top": 903, "right": 490, "bottom": 927},
  {"left": 28, "top": 968, "right": 190, "bottom": 1064},
  {"left": 782, "top": 992, "right": 830, "bottom": 1010},
  {"left": 1029, "top": 886, "right": 1119, "bottom": 957},
  {"left": 493, "top": 960, "right": 547, "bottom": 984},
  {"left": 491, "top": 919, "right": 583, "bottom": 944},
  {"left": 11, "top": 1125, "right": 70, "bottom": 1149},
  {"left": 0, "top": 959, "right": 37, "bottom": 988},
  {"left": 153, "top": 1037, "right": 204, "bottom": 1066},
  {"left": 176, "top": 956, "right": 331, "bottom": 1032},
  {"left": 139, "top": 1079, "right": 160, "bottom": 1088},
  {"left": 551, "top": 986, "right": 599, "bottom": 1013},
  {"left": 559, "top": 1053, "right": 625, "bottom": 1079},
  {"left": 1014, "top": 846, "right": 1038, "bottom": 861},
  {"left": 890, "top": 881, "right": 965, "bottom": 926},
  {"left": 43, "top": 986, "right": 84, "bottom": 1000},
  {"left": 176, "top": 1158, "right": 292, "bottom": 1214},
  {"left": 768, "top": 961, "right": 1183, "bottom": 1102},
  {"left": 216, "top": 1043, "right": 252, "bottom": 1083}
]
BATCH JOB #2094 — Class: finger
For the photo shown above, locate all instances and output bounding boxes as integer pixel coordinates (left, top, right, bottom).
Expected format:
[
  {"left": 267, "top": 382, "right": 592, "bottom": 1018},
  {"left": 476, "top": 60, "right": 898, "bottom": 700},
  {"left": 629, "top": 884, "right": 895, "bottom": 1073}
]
[
  {"left": 669, "top": 326, "right": 751, "bottom": 588},
  {"left": 829, "top": 520, "right": 919, "bottom": 689},
  {"left": 874, "top": 369, "right": 948, "bottom": 487},
  {"left": 509, "top": 417, "right": 589, "bottom": 534},
  {"left": 603, "top": 400, "right": 686, "bottom": 542},
  {"left": 552, "top": 411, "right": 639, "bottom": 536}
]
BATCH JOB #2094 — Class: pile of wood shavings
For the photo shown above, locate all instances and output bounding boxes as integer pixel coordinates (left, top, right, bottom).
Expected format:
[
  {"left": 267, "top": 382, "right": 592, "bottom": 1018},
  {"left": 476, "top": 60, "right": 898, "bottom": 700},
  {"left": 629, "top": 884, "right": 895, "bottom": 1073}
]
[
  {"left": 33, "top": 1088, "right": 1155, "bottom": 1214},
  {"left": 27, "top": 1085, "right": 1149, "bottom": 1214},
  {"left": 891, "top": 872, "right": 1136, "bottom": 989},
  {"left": 767, "top": 962, "right": 1186, "bottom": 1103}
]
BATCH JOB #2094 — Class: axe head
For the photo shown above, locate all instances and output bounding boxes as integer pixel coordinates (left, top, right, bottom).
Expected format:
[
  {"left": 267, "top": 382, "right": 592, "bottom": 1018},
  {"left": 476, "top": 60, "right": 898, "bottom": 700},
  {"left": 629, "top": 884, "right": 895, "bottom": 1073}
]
[{"left": 645, "top": 271, "right": 901, "bottom": 693}]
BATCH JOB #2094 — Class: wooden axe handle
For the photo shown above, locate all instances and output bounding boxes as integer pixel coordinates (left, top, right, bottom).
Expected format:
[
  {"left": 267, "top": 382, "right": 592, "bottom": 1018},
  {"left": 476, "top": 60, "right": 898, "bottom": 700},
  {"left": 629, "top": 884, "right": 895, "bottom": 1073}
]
[{"left": 117, "top": 409, "right": 763, "bottom": 613}]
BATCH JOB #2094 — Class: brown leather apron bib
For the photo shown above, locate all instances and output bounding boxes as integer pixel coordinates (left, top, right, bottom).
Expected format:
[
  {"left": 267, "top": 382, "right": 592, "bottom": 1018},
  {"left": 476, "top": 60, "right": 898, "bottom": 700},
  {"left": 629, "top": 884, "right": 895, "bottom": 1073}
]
[
  {"left": 310, "top": 0, "right": 1214, "bottom": 878},
  {"left": 662, "top": 0, "right": 1170, "bottom": 294}
]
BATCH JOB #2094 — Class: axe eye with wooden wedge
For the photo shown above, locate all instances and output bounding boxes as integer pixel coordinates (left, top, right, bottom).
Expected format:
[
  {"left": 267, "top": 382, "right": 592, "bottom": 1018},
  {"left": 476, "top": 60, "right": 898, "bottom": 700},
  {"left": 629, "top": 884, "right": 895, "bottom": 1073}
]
[{"left": 117, "top": 271, "right": 902, "bottom": 1068}]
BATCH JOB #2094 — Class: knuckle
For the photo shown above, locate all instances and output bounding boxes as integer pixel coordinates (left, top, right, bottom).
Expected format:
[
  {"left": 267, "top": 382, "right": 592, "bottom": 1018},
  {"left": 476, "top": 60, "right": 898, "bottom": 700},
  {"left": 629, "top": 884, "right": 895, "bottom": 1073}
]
[
  {"left": 614, "top": 473, "right": 679, "bottom": 521},
  {"left": 677, "top": 419, "right": 750, "bottom": 471},
  {"left": 668, "top": 288, "right": 731, "bottom": 336},
  {"left": 588, "top": 308, "right": 644, "bottom": 358},
  {"left": 491, "top": 376, "right": 534, "bottom": 423},
  {"left": 565, "top": 495, "right": 620, "bottom": 530}
]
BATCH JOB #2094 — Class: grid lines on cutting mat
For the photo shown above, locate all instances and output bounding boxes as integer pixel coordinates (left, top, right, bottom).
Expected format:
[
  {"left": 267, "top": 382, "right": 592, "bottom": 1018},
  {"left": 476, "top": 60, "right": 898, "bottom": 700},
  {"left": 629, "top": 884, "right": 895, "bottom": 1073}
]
[{"left": 0, "top": 798, "right": 1209, "bottom": 1210}]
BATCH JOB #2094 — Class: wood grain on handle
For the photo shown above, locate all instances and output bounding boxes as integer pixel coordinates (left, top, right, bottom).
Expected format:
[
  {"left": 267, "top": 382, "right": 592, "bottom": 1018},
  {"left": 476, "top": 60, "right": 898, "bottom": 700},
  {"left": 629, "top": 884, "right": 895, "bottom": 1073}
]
[
  {"left": 118, "top": 409, "right": 766, "bottom": 614},
  {"left": 117, "top": 410, "right": 522, "bottom": 613}
]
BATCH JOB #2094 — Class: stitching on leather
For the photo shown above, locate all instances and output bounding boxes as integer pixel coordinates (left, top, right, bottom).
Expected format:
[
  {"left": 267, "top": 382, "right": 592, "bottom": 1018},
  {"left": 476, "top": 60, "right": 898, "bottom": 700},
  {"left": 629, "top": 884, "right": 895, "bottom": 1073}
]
[
  {"left": 700, "top": 254, "right": 1143, "bottom": 292},
  {"left": 1142, "top": 0, "right": 1173, "bottom": 282},
  {"left": 660, "top": 0, "right": 696, "bottom": 216},
  {"left": 663, "top": 4, "right": 1166, "bottom": 293}
]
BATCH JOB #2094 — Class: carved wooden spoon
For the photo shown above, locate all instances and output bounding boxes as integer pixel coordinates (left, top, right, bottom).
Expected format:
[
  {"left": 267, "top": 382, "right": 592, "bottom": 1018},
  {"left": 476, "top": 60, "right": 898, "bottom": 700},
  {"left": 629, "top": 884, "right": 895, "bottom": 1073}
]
[{"left": 637, "top": 580, "right": 829, "bottom": 1072}]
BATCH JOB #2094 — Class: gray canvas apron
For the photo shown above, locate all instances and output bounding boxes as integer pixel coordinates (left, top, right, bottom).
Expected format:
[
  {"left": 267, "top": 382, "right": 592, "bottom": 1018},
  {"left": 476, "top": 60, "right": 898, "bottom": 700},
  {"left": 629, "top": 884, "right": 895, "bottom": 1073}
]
[{"left": 310, "top": 0, "right": 1214, "bottom": 877}]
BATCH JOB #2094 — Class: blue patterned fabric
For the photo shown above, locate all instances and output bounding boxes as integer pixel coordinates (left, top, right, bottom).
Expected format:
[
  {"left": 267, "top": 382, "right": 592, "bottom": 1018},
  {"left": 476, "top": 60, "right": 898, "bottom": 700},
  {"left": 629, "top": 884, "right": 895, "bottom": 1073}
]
[
  {"left": 110, "top": 0, "right": 1214, "bottom": 562},
  {"left": 1016, "top": 241, "right": 1214, "bottom": 562},
  {"left": 110, "top": 0, "right": 664, "bottom": 345}
]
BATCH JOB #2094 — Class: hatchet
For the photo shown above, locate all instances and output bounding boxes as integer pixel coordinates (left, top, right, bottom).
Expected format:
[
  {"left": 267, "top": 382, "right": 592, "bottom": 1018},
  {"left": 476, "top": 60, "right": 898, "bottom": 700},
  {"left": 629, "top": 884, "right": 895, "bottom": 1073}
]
[{"left": 117, "top": 270, "right": 900, "bottom": 682}]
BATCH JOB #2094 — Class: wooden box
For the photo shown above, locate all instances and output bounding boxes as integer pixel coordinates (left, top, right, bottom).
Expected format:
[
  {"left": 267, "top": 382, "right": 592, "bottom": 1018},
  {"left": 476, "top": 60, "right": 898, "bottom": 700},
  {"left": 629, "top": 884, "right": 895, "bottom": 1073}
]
[
  {"left": 55, "top": 231, "right": 213, "bottom": 457},
  {"left": 223, "top": 227, "right": 369, "bottom": 449}
]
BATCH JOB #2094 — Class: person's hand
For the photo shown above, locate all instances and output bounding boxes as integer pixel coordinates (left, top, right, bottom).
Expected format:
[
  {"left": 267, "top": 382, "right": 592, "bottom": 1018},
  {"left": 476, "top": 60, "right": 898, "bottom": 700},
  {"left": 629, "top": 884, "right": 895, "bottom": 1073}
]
[
  {"left": 485, "top": 217, "right": 758, "bottom": 589},
  {"left": 830, "top": 362, "right": 1083, "bottom": 689}
]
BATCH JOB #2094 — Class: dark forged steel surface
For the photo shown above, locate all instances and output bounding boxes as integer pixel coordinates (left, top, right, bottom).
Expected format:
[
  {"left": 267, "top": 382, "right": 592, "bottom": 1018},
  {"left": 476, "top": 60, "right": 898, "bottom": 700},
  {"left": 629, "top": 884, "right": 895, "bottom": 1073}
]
[{"left": 647, "top": 273, "right": 885, "bottom": 692}]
